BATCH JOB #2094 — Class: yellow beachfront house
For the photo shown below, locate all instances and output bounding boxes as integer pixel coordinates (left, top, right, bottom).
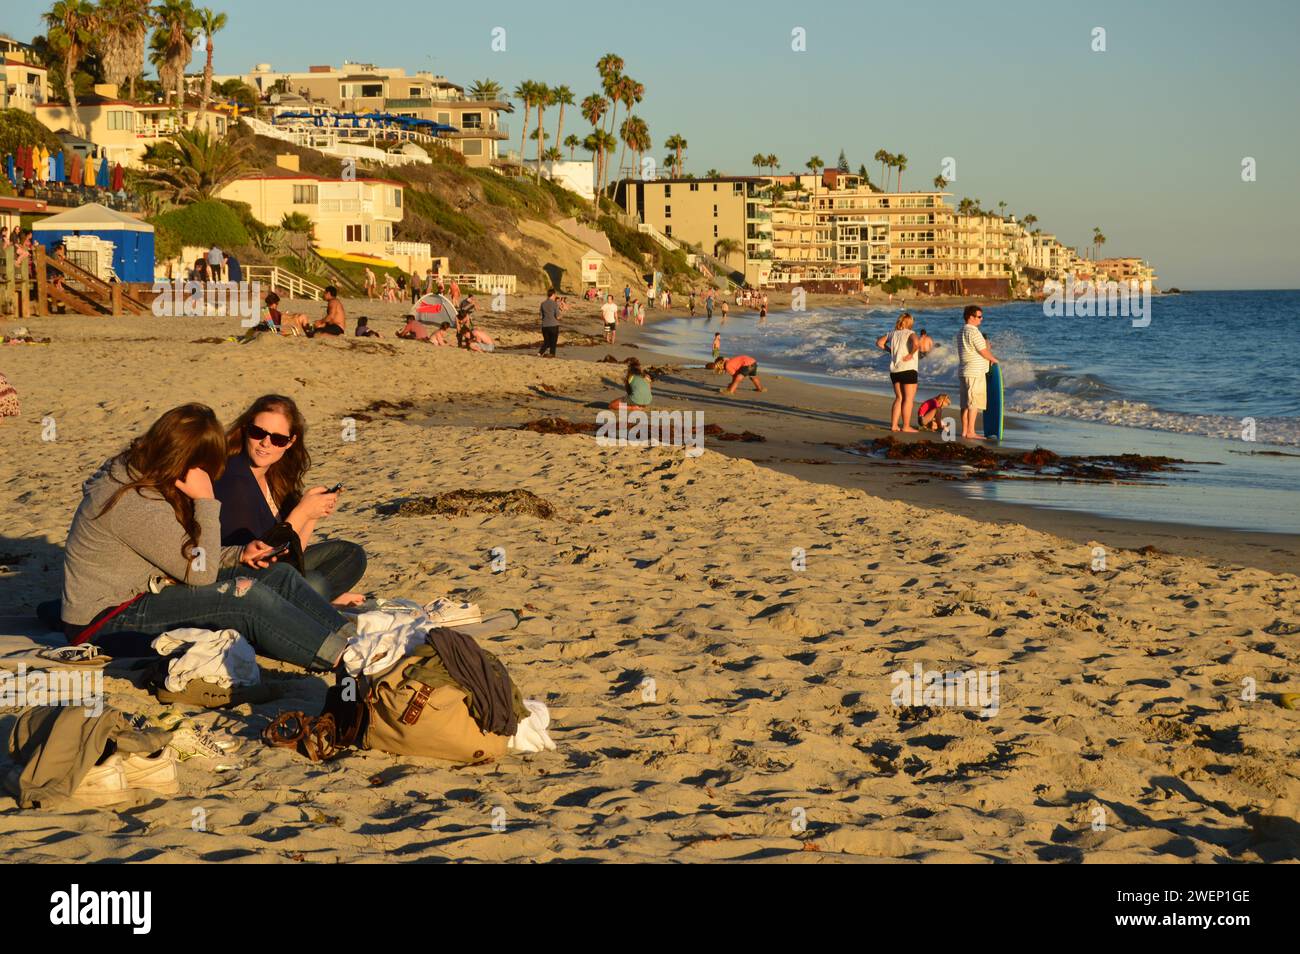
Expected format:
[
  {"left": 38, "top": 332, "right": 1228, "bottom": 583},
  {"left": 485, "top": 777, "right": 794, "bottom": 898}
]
[
  {"left": 1094, "top": 257, "right": 1158, "bottom": 287},
  {"left": 615, "top": 176, "right": 773, "bottom": 285},
  {"left": 217, "top": 170, "right": 405, "bottom": 260},
  {"left": 34, "top": 86, "right": 228, "bottom": 169},
  {"left": 1, "top": 50, "right": 47, "bottom": 113}
]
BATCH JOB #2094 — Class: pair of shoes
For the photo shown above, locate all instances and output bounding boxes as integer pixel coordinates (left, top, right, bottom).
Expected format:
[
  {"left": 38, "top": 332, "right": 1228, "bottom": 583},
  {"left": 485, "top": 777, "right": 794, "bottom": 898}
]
[
  {"left": 149, "top": 709, "right": 244, "bottom": 769},
  {"left": 5, "top": 749, "right": 182, "bottom": 808}
]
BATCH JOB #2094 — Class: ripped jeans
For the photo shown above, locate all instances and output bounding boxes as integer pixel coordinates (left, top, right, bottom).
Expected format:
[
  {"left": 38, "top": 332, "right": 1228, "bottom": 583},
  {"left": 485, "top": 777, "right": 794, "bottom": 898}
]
[{"left": 94, "top": 562, "right": 353, "bottom": 670}]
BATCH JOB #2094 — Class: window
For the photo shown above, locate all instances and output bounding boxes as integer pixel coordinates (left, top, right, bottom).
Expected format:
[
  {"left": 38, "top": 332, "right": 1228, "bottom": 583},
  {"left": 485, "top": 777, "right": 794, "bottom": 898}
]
[
  {"left": 713, "top": 205, "right": 718, "bottom": 217},
  {"left": 292, "top": 184, "right": 318, "bottom": 205},
  {"left": 462, "top": 112, "right": 482, "bottom": 129},
  {"left": 360, "top": 83, "right": 383, "bottom": 98},
  {"left": 689, "top": 183, "right": 699, "bottom": 192},
  {"left": 346, "top": 225, "right": 362, "bottom": 243},
  {"left": 664, "top": 184, "right": 671, "bottom": 197},
  {"left": 734, "top": 183, "right": 743, "bottom": 193},
  {"left": 408, "top": 86, "right": 421, "bottom": 97},
  {"left": 665, "top": 225, "right": 672, "bottom": 238},
  {"left": 437, "top": 112, "right": 451, "bottom": 125},
  {"left": 712, "top": 184, "right": 718, "bottom": 191},
  {"left": 392, "top": 188, "right": 402, "bottom": 207},
  {"left": 462, "top": 139, "right": 483, "bottom": 156},
  {"left": 713, "top": 225, "right": 718, "bottom": 237},
  {"left": 664, "top": 205, "right": 671, "bottom": 219},
  {"left": 107, "top": 110, "right": 135, "bottom": 131}
]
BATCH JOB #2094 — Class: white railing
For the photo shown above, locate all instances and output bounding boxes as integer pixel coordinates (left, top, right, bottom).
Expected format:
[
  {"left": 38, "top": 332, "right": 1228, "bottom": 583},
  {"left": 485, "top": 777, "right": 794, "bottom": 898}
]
[
  {"left": 384, "top": 241, "right": 433, "bottom": 258},
  {"left": 441, "top": 273, "right": 517, "bottom": 294},
  {"left": 637, "top": 222, "right": 679, "bottom": 252},
  {"left": 243, "top": 265, "right": 324, "bottom": 301}
]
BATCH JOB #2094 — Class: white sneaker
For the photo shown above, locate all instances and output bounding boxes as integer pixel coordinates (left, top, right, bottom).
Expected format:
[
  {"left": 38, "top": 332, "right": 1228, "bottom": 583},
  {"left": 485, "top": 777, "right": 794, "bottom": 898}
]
[
  {"left": 153, "top": 712, "right": 243, "bottom": 770},
  {"left": 423, "top": 598, "right": 481, "bottom": 627},
  {"left": 73, "top": 750, "right": 179, "bottom": 807}
]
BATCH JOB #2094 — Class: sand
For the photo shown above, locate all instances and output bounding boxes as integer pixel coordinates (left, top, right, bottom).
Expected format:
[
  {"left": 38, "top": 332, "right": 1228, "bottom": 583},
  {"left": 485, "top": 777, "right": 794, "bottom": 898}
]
[{"left": 1, "top": 301, "right": 1298, "bottom": 863}]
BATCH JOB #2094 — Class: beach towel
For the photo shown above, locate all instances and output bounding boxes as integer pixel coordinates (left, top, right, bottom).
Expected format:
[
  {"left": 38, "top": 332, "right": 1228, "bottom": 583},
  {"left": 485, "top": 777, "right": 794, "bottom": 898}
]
[{"left": 151, "top": 628, "right": 261, "bottom": 691}]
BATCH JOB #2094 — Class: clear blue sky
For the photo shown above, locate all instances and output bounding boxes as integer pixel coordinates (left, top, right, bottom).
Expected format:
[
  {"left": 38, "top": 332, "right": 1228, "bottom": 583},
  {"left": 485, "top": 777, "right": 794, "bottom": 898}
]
[{"left": 11, "top": 0, "right": 1299, "bottom": 288}]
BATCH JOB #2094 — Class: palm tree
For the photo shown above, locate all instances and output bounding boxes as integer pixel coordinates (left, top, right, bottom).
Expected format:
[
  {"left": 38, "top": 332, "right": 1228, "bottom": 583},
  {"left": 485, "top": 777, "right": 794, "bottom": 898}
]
[
  {"left": 533, "top": 83, "right": 552, "bottom": 182},
  {"left": 752, "top": 153, "right": 766, "bottom": 173},
  {"left": 767, "top": 154, "right": 780, "bottom": 178},
  {"left": 96, "top": 0, "right": 153, "bottom": 100},
  {"left": 875, "top": 149, "right": 889, "bottom": 186},
  {"left": 592, "top": 128, "right": 617, "bottom": 208},
  {"left": 580, "top": 93, "right": 608, "bottom": 201},
  {"left": 612, "top": 75, "right": 642, "bottom": 180},
  {"left": 543, "top": 146, "right": 562, "bottom": 162},
  {"left": 714, "top": 237, "right": 742, "bottom": 267},
  {"left": 1022, "top": 213, "right": 1037, "bottom": 231},
  {"left": 550, "top": 84, "right": 573, "bottom": 153},
  {"left": 705, "top": 168, "right": 720, "bottom": 177},
  {"left": 44, "top": 0, "right": 99, "bottom": 138},
  {"left": 806, "top": 155, "right": 824, "bottom": 202},
  {"left": 139, "top": 126, "right": 250, "bottom": 203},
  {"left": 1092, "top": 227, "right": 1106, "bottom": 260},
  {"left": 625, "top": 116, "right": 650, "bottom": 175},
  {"left": 596, "top": 52, "right": 624, "bottom": 131},
  {"left": 894, "top": 153, "right": 908, "bottom": 192},
  {"left": 563, "top": 133, "right": 580, "bottom": 160},
  {"left": 997, "top": 200, "right": 1007, "bottom": 220},
  {"left": 957, "top": 197, "right": 974, "bottom": 215},
  {"left": 468, "top": 78, "right": 503, "bottom": 101},
  {"left": 152, "top": 0, "right": 197, "bottom": 123},
  {"left": 933, "top": 175, "right": 947, "bottom": 191},
  {"left": 664, "top": 134, "right": 687, "bottom": 177},
  {"left": 195, "top": 7, "right": 225, "bottom": 117},
  {"left": 513, "top": 80, "right": 538, "bottom": 164}
]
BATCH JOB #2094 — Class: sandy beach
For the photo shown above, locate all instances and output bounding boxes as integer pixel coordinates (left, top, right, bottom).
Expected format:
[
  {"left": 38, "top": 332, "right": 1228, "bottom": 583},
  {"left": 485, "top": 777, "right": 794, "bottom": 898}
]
[{"left": 2, "top": 298, "right": 1299, "bottom": 863}]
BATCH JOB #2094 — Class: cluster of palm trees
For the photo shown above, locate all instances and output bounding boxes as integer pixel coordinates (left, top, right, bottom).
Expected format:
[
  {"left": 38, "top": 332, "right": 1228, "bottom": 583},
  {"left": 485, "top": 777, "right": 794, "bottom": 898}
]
[
  {"left": 42, "top": 0, "right": 228, "bottom": 139},
  {"left": 873, "top": 149, "right": 910, "bottom": 192},
  {"left": 750, "top": 153, "right": 780, "bottom": 178}
]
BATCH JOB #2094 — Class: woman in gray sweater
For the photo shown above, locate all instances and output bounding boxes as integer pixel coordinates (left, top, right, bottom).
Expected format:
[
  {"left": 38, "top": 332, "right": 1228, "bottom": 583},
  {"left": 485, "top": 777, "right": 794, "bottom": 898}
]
[{"left": 60, "top": 403, "right": 355, "bottom": 670}]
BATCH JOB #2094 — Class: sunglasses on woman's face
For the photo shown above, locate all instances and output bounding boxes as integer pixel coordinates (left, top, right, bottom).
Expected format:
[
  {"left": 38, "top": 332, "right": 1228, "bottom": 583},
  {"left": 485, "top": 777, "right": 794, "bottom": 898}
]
[{"left": 247, "top": 423, "right": 293, "bottom": 447}]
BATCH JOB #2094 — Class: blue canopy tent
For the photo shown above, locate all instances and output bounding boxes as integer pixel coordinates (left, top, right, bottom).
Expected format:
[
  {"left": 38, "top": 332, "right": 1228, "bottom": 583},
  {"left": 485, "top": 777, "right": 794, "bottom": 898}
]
[{"left": 32, "top": 202, "right": 156, "bottom": 283}]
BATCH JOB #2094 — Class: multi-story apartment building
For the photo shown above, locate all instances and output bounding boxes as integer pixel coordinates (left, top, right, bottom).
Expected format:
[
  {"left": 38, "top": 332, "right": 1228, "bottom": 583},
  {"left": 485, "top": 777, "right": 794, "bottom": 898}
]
[
  {"left": 218, "top": 165, "right": 406, "bottom": 260},
  {"left": 615, "top": 176, "right": 773, "bottom": 286},
  {"left": 1094, "top": 257, "right": 1158, "bottom": 286},
  {"left": 212, "top": 62, "right": 509, "bottom": 167},
  {"left": 1, "top": 49, "right": 46, "bottom": 113}
]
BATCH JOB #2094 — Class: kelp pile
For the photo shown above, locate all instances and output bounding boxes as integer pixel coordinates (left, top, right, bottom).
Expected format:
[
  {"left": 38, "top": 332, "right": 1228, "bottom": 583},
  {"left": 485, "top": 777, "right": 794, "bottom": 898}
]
[{"left": 862, "top": 436, "right": 1193, "bottom": 483}]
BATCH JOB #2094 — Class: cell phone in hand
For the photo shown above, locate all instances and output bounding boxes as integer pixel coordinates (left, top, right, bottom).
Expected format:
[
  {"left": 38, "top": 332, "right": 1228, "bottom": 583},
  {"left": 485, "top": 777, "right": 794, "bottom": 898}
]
[
  {"left": 326, "top": 482, "right": 343, "bottom": 494},
  {"left": 260, "top": 541, "right": 292, "bottom": 561}
]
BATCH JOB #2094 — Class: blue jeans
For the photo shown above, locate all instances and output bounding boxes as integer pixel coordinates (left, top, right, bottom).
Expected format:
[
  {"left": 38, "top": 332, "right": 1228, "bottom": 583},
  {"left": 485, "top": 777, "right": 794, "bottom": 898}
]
[
  {"left": 301, "top": 539, "right": 366, "bottom": 601},
  {"left": 96, "top": 562, "right": 353, "bottom": 670}
]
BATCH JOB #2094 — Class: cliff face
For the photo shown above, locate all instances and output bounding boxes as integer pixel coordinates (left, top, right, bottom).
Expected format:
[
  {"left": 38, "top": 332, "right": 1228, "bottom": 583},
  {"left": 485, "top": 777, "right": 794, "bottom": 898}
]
[{"left": 246, "top": 132, "right": 646, "bottom": 293}]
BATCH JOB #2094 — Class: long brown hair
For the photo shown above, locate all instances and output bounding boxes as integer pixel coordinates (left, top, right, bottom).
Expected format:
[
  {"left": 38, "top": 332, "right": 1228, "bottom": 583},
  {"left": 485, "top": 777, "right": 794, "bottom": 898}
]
[
  {"left": 625, "top": 357, "right": 645, "bottom": 386},
  {"left": 100, "top": 404, "right": 227, "bottom": 569},
  {"left": 225, "top": 394, "right": 310, "bottom": 509}
]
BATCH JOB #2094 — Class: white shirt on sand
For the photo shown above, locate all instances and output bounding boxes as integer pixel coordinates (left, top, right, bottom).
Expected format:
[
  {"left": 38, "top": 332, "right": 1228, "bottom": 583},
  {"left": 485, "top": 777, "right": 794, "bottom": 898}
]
[
  {"left": 601, "top": 301, "right": 618, "bottom": 325},
  {"left": 958, "top": 324, "right": 989, "bottom": 375}
]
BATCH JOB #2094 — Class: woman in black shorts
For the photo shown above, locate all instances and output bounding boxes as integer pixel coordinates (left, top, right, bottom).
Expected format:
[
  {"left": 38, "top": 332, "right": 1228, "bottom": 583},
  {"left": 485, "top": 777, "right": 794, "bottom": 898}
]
[{"left": 877, "top": 312, "right": 920, "bottom": 432}]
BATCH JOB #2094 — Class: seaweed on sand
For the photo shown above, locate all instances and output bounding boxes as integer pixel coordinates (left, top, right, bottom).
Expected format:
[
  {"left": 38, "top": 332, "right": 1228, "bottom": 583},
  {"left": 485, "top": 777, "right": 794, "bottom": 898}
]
[
  {"left": 382, "top": 489, "right": 557, "bottom": 519},
  {"left": 863, "top": 436, "right": 1192, "bottom": 483}
]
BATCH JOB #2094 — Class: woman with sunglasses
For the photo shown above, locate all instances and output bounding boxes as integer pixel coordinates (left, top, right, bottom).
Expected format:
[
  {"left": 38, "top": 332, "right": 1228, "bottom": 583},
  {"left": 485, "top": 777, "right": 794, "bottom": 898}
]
[
  {"left": 60, "top": 403, "right": 358, "bottom": 669},
  {"left": 214, "top": 395, "right": 366, "bottom": 605}
]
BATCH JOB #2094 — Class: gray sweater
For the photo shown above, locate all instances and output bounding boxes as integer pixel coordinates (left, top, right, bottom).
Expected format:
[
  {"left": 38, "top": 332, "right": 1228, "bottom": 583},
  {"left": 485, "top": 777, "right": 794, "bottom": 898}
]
[{"left": 61, "top": 459, "right": 242, "bottom": 626}]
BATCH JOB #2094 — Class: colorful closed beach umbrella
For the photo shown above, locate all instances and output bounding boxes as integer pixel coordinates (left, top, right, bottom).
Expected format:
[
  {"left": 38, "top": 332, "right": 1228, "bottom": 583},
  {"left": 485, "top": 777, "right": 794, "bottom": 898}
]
[
  {"left": 55, "top": 150, "right": 65, "bottom": 182},
  {"left": 36, "top": 146, "right": 49, "bottom": 182},
  {"left": 111, "top": 163, "right": 125, "bottom": 191},
  {"left": 69, "top": 152, "right": 82, "bottom": 185},
  {"left": 84, "top": 153, "right": 97, "bottom": 187},
  {"left": 4, "top": 154, "right": 15, "bottom": 186},
  {"left": 96, "top": 156, "right": 110, "bottom": 190}
]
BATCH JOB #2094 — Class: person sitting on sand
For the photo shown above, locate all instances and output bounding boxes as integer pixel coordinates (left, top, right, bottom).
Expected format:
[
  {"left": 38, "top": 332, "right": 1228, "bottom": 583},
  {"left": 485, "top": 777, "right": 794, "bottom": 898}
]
[
  {"left": 609, "top": 358, "right": 654, "bottom": 411},
  {"left": 262, "top": 292, "right": 310, "bottom": 336},
  {"left": 916, "top": 393, "right": 951, "bottom": 431},
  {"left": 877, "top": 312, "right": 920, "bottom": 433},
  {"left": 468, "top": 327, "right": 495, "bottom": 352},
  {"left": 709, "top": 354, "right": 766, "bottom": 395},
  {"left": 307, "top": 287, "right": 347, "bottom": 337},
  {"left": 430, "top": 321, "right": 452, "bottom": 347},
  {"left": 355, "top": 316, "right": 381, "bottom": 338},
  {"left": 214, "top": 394, "right": 366, "bottom": 606},
  {"left": 397, "top": 314, "right": 430, "bottom": 341},
  {"left": 58, "top": 403, "right": 361, "bottom": 668}
]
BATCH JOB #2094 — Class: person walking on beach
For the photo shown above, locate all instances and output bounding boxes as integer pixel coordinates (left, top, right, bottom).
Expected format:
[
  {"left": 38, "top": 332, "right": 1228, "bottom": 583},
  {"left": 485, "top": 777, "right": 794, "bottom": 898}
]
[
  {"left": 364, "top": 267, "right": 377, "bottom": 300},
  {"left": 957, "top": 305, "right": 996, "bottom": 440},
  {"left": 877, "top": 312, "right": 920, "bottom": 432},
  {"left": 705, "top": 293, "right": 714, "bottom": 320},
  {"left": 689, "top": 290, "right": 697, "bottom": 317},
  {"left": 601, "top": 294, "right": 618, "bottom": 344},
  {"left": 624, "top": 284, "right": 631, "bottom": 309},
  {"left": 720, "top": 301, "right": 729, "bottom": 323},
  {"left": 712, "top": 332, "right": 721, "bottom": 360},
  {"left": 538, "top": 288, "right": 561, "bottom": 358}
]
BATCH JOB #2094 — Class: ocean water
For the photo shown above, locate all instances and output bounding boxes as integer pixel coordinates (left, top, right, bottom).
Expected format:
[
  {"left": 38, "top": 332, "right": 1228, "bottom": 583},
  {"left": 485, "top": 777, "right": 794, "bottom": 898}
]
[
  {"left": 641, "top": 290, "right": 1300, "bottom": 533},
  {"left": 647, "top": 290, "right": 1300, "bottom": 446}
]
